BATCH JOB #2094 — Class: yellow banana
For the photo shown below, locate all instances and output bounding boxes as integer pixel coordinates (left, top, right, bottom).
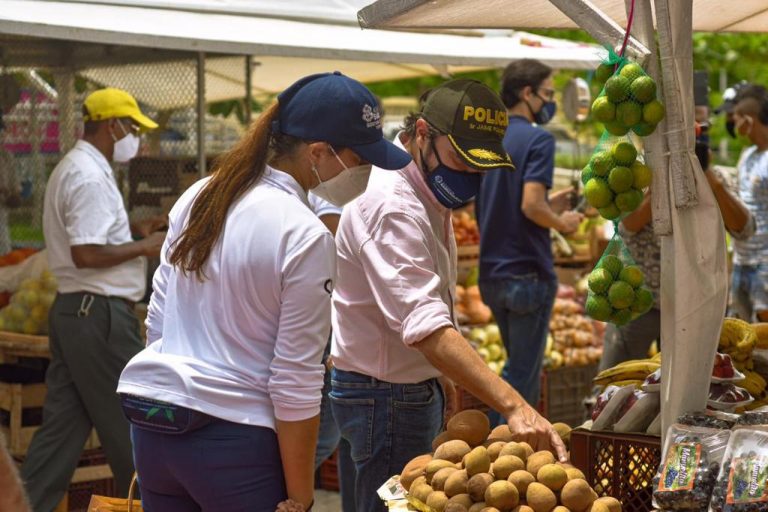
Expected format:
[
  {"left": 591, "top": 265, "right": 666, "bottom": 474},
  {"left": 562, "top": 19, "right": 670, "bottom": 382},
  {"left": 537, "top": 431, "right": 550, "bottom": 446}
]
[{"left": 753, "top": 323, "right": 768, "bottom": 349}]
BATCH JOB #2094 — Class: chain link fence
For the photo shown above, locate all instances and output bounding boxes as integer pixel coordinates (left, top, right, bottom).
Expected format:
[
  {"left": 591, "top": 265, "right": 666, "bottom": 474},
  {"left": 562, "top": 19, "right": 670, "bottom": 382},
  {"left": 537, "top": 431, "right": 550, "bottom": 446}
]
[{"left": 0, "top": 52, "right": 250, "bottom": 254}]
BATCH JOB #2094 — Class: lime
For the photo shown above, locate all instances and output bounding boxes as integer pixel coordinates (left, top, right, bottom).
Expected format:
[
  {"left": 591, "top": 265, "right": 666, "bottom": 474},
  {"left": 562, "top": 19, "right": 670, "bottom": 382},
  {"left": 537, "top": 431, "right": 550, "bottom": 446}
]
[
  {"left": 586, "top": 295, "right": 613, "bottom": 322},
  {"left": 588, "top": 267, "right": 614, "bottom": 294},
  {"left": 616, "top": 101, "right": 643, "bottom": 127},
  {"left": 630, "top": 76, "right": 657, "bottom": 103},
  {"left": 611, "top": 141, "right": 638, "bottom": 166},
  {"left": 604, "top": 76, "right": 631, "bottom": 103},
  {"left": 605, "top": 121, "right": 630, "bottom": 136},
  {"left": 590, "top": 151, "right": 614, "bottom": 177},
  {"left": 619, "top": 265, "right": 645, "bottom": 288},
  {"left": 611, "top": 308, "right": 634, "bottom": 326},
  {"left": 632, "top": 287, "right": 655, "bottom": 314},
  {"left": 592, "top": 96, "right": 616, "bottom": 122},
  {"left": 600, "top": 255, "right": 624, "bottom": 278},
  {"left": 595, "top": 62, "right": 615, "bottom": 84},
  {"left": 632, "top": 123, "right": 657, "bottom": 137},
  {"left": 581, "top": 166, "right": 593, "bottom": 185},
  {"left": 631, "top": 161, "right": 653, "bottom": 189},
  {"left": 608, "top": 281, "right": 635, "bottom": 309},
  {"left": 599, "top": 204, "right": 622, "bottom": 220},
  {"left": 608, "top": 166, "right": 634, "bottom": 193},
  {"left": 584, "top": 178, "right": 613, "bottom": 208},
  {"left": 619, "top": 62, "right": 644, "bottom": 83},
  {"left": 643, "top": 100, "right": 666, "bottom": 125},
  {"left": 617, "top": 189, "right": 644, "bottom": 212}
]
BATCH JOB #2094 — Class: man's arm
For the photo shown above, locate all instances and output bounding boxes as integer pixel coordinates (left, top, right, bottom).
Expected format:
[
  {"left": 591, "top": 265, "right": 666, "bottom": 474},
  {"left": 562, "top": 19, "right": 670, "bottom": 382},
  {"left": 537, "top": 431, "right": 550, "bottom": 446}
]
[
  {"left": 522, "top": 182, "right": 583, "bottom": 234},
  {"left": 414, "top": 326, "right": 567, "bottom": 460},
  {"left": 0, "top": 434, "right": 31, "bottom": 512},
  {"left": 71, "top": 231, "right": 165, "bottom": 269},
  {"left": 705, "top": 169, "right": 752, "bottom": 238}
]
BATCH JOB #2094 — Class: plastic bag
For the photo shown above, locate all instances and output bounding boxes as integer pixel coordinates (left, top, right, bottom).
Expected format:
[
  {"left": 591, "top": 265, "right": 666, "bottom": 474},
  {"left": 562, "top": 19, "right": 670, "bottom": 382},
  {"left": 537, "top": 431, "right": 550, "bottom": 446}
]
[
  {"left": 590, "top": 49, "right": 665, "bottom": 138},
  {"left": 584, "top": 235, "right": 654, "bottom": 326},
  {"left": 709, "top": 428, "right": 768, "bottom": 511},
  {"left": 581, "top": 132, "right": 650, "bottom": 220},
  {"left": 677, "top": 410, "right": 740, "bottom": 431},
  {"left": 614, "top": 390, "right": 660, "bottom": 433},
  {"left": 652, "top": 424, "right": 731, "bottom": 510}
]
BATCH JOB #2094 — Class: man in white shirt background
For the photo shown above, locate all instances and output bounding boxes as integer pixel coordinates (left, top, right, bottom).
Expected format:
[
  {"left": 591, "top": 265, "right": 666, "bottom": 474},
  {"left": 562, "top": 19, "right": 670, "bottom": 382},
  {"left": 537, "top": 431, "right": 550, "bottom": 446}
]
[{"left": 21, "top": 88, "right": 165, "bottom": 512}]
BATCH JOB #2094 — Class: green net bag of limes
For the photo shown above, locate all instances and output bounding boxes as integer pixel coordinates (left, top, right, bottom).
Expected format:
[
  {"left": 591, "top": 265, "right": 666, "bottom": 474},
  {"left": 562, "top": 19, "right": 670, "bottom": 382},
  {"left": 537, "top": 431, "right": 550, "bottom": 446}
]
[
  {"left": 581, "top": 134, "right": 651, "bottom": 220},
  {"left": 585, "top": 236, "right": 654, "bottom": 326},
  {"left": 590, "top": 51, "right": 665, "bottom": 137}
]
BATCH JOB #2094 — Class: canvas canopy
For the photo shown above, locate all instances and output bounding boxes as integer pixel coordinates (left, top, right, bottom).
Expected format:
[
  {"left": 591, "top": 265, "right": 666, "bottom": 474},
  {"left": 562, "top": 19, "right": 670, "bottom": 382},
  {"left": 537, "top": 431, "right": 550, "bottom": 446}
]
[{"left": 0, "top": 1, "right": 605, "bottom": 110}]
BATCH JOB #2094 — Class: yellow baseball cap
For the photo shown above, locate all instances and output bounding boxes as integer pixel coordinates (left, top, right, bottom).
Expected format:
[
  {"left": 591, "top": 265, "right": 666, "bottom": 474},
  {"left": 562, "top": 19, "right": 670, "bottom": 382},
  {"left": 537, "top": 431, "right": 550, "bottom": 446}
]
[{"left": 83, "top": 88, "right": 158, "bottom": 131}]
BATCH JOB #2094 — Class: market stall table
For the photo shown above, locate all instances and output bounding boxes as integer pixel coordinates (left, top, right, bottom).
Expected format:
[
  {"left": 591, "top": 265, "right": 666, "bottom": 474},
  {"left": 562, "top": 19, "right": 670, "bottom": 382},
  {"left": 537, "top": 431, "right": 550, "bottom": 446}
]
[{"left": 0, "top": 331, "right": 51, "bottom": 363}]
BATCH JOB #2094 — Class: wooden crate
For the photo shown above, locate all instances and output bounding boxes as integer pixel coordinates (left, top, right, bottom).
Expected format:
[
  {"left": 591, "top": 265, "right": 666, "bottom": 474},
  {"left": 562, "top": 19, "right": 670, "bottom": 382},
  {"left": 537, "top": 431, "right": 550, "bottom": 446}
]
[
  {"left": 0, "top": 381, "right": 46, "bottom": 456},
  {"left": 0, "top": 381, "right": 101, "bottom": 456}
]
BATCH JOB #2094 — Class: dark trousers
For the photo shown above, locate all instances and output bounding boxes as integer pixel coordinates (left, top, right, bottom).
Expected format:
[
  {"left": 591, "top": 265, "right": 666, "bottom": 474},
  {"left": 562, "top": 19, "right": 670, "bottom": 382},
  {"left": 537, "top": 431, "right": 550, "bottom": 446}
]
[
  {"left": 132, "top": 421, "right": 287, "bottom": 512},
  {"left": 21, "top": 292, "right": 144, "bottom": 512}
]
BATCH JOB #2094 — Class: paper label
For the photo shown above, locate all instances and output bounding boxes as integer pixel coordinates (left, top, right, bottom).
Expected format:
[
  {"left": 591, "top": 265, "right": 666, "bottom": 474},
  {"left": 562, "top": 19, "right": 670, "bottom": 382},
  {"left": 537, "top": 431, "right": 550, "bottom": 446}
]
[
  {"left": 658, "top": 442, "right": 701, "bottom": 492},
  {"left": 726, "top": 456, "right": 768, "bottom": 503}
]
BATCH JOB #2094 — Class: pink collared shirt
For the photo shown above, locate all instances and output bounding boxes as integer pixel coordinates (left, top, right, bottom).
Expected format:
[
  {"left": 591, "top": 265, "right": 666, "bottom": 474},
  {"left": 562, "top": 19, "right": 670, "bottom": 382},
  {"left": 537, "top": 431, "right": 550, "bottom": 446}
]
[{"left": 331, "top": 133, "right": 457, "bottom": 384}]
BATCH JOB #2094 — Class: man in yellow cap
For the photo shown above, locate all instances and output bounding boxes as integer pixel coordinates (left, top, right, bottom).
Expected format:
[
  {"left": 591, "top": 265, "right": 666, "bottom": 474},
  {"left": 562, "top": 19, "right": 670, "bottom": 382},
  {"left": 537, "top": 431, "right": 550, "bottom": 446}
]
[{"left": 22, "top": 88, "right": 166, "bottom": 511}]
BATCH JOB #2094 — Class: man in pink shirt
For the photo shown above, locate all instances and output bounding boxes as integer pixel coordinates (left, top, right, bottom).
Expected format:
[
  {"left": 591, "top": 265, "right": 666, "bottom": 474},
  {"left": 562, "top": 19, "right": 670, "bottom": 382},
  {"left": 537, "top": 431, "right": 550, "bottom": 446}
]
[{"left": 330, "top": 80, "right": 566, "bottom": 511}]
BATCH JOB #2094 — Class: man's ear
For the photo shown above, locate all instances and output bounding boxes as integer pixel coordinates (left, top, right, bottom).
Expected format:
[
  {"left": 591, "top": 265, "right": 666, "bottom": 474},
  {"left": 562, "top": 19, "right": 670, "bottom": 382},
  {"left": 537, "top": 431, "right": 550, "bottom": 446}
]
[
  {"left": 414, "top": 118, "right": 430, "bottom": 143},
  {"left": 519, "top": 85, "right": 533, "bottom": 103}
]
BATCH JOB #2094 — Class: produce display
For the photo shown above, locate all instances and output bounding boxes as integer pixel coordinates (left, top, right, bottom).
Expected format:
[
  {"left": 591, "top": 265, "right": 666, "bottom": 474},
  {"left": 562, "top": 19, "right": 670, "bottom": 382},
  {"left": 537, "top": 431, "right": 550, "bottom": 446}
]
[
  {"left": 453, "top": 211, "right": 479, "bottom": 247},
  {"left": 652, "top": 424, "right": 730, "bottom": 511},
  {"left": 545, "top": 297, "right": 602, "bottom": 369},
  {"left": 0, "top": 248, "right": 38, "bottom": 268},
  {"left": 593, "top": 354, "right": 661, "bottom": 389},
  {"left": 585, "top": 254, "right": 654, "bottom": 326},
  {"left": 465, "top": 323, "right": 507, "bottom": 376},
  {"left": 400, "top": 409, "right": 622, "bottom": 512},
  {"left": 0, "top": 271, "right": 57, "bottom": 335},
  {"left": 455, "top": 285, "right": 492, "bottom": 326}
]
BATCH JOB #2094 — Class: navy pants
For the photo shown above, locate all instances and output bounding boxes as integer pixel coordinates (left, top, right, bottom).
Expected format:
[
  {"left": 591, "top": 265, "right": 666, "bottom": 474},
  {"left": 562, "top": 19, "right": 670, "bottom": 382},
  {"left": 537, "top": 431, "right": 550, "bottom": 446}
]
[{"left": 131, "top": 420, "right": 287, "bottom": 512}]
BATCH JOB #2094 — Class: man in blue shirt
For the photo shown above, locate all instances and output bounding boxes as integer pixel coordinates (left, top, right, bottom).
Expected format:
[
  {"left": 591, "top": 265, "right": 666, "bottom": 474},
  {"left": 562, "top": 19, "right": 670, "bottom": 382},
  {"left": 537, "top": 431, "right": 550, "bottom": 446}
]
[{"left": 475, "top": 59, "right": 582, "bottom": 422}]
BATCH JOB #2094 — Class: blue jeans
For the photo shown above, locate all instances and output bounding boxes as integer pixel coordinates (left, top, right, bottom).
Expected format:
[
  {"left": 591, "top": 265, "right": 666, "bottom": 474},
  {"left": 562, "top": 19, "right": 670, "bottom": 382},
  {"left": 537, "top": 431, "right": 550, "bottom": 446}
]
[
  {"left": 131, "top": 421, "right": 286, "bottom": 511},
  {"left": 315, "top": 349, "right": 355, "bottom": 512},
  {"left": 480, "top": 275, "right": 558, "bottom": 424},
  {"left": 330, "top": 368, "right": 444, "bottom": 512},
  {"left": 729, "top": 264, "right": 768, "bottom": 322}
]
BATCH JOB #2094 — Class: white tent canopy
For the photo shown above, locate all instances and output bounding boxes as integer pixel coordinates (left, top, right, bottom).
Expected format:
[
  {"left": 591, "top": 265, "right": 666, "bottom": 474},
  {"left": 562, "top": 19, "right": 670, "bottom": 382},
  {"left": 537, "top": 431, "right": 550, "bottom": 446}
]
[
  {"left": 0, "top": 1, "right": 606, "bottom": 109},
  {"left": 358, "top": 0, "right": 768, "bottom": 32}
]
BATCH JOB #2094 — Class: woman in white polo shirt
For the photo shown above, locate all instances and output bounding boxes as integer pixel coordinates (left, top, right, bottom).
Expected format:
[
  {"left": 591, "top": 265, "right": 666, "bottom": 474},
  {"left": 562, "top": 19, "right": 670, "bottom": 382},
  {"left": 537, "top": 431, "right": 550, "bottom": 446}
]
[{"left": 117, "top": 72, "right": 410, "bottom": 512}]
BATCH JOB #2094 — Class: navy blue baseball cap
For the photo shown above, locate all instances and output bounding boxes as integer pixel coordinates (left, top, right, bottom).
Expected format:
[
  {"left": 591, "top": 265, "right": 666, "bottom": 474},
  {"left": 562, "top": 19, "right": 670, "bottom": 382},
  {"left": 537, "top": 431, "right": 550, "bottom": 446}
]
[{"left": 274, "top": 72, "right": 411, "bottom": 170}]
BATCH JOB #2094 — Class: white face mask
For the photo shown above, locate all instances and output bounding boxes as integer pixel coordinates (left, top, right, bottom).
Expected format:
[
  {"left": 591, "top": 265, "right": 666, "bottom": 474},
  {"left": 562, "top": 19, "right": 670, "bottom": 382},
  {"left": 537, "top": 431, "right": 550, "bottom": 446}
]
[
  {"left": 111, "top": 121, "right": 140, "bottom": 163},
  {"left": 310, "top": 147, "right": 372, "bottom": 207}
]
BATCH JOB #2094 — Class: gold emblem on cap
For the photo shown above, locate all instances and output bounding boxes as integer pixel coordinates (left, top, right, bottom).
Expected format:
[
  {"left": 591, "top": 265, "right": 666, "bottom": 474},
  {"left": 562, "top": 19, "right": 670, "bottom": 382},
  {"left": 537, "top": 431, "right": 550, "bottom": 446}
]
[{"left": 468, "top": 148, "right": 503, "bottom": 161}]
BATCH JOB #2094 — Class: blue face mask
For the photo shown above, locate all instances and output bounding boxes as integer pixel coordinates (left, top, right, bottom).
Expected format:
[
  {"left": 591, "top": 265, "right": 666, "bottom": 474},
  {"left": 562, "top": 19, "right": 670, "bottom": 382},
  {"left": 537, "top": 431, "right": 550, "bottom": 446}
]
[
  {"left": 421, "top": 141, "right": 482, "bottom": 209},
  {"left": 535, "top": 101, "right": 557, "bottom": 125},
  {"left": 526, "top": 92, "right": 557, "bottom": 125}
]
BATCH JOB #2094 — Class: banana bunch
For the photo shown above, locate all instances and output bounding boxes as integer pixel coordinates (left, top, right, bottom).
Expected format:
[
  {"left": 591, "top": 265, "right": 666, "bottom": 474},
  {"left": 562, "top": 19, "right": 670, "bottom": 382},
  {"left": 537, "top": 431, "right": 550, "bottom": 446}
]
[
  {"left": 754, "top": 322, "right": 768, "bottom": 350},
  {"left": 719, "top": 318, "right": 757, "bottom": 371},
  {"left": 739, "top": 370, "right": 768, "bottom": 399},
  {"left": 594, "top": 357, "right": 661, "bottom": 387}
]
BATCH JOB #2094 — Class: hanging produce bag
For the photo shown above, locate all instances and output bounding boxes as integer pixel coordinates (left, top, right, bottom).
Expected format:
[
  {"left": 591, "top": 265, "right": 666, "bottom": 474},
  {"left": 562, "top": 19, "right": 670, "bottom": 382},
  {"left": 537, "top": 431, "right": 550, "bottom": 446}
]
[
  {"left": 581, "top": 132, "right": 651, "bottom": 221},
  {"left": 585, "top": 234, "right": 654, "bottom": 326},
  {"left": 590, "top": 48, "right": 666, "bottom": 137}
]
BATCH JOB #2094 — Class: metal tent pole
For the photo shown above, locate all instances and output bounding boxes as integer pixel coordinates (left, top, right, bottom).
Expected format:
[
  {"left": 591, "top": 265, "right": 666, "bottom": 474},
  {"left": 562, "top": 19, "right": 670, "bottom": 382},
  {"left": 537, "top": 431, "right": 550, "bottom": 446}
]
[{"left": 197, "top": 51, "right": 206, "bottom": 178}]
